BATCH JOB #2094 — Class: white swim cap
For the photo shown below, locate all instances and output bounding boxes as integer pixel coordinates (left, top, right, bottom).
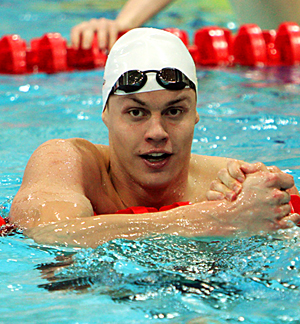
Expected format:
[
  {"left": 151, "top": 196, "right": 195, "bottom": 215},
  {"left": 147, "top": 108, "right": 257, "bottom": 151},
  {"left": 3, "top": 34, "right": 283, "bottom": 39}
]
[{"left": 102, "top": 28, "right": 197, "bottom": 110}]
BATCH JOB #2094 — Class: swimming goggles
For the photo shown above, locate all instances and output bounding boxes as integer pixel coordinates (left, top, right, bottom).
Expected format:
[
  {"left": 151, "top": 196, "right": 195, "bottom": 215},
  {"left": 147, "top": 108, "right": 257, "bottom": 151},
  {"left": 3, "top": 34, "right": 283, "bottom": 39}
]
[{"left": 111, "top": 68, "right": 196, "bottom": 94}]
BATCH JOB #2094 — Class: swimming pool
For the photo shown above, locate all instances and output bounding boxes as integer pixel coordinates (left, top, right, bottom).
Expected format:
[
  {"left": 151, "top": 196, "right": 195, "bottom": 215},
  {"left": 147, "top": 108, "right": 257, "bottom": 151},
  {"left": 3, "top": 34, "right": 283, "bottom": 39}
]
[{"left": 1, "top": 1, "right": 300, "bottom": 323}]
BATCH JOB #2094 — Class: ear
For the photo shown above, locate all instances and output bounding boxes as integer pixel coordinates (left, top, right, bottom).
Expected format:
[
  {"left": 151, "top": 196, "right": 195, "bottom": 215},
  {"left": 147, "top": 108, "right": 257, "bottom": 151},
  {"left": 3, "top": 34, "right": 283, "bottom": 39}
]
[
  {"left": 195, "top": 111, "right": 199, "bottom": 124},
  {"left": 102, "top": 107, "right": 108, "bottom": 127}
]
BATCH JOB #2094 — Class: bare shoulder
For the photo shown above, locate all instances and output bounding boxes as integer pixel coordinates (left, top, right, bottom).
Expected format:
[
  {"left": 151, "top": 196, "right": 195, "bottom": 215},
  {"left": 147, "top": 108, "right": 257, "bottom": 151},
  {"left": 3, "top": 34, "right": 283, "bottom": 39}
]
[
  {"left": 190, "top": 154, "right": 232, "bottom": 176},
  {"left": 28, "top": 138, "right": 108, "bottom": 167},
  {"left": 32, "top": 138, "right": 107, "bottom": 159},
  {"left": 10, "top": 138, "right": 112, "bottom": 226},
  {"left": 21, "top": 138, "right": 110, "bottom": 187},
  {"left": 188, "top": 154, "right": 239, "bottom": 200}
]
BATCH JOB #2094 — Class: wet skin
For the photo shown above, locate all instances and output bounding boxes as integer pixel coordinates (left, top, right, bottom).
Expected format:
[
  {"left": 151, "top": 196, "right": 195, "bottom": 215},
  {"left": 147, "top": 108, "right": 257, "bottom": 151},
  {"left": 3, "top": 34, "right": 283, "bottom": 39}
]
[
  {"left": 102, "top": 88, "right": 199, "bottom": 208},
  {"left": 9, "top": 88, "right": 300, "bottom": 247}
]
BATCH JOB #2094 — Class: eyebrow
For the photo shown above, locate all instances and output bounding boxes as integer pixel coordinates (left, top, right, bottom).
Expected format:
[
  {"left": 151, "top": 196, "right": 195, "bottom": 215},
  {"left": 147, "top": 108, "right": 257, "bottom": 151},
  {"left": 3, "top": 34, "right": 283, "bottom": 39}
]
[
  {"left": 167, "top": 97, "right": 191, "bottom": 106},
  {"left": 125, "top": 94, "right": 191, "bottom": 107},
  {"left": 126, "top": 97, "right": 147, "bottom": 106}
]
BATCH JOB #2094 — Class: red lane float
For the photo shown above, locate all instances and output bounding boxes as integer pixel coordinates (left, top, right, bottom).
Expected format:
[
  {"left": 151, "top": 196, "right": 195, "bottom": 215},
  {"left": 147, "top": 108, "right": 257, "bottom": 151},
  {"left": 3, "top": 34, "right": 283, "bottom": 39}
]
[
  {"left": 1, "top": 22, "right": 300, "bottom": 74},
  {"left": 233, "top": 24, "right": 267, "bottom": 66},
  {"left": 275, "top": 22, "right": 300, "bottom": 65},
  {"left": 0, "top": 35, "right": 27, "bottom": 74},
  {"left": 0, "top": 32, "right": 107, "bottom": 74},
  {"left": 194, "top": 27, "right": 231, "bottom": 65}
]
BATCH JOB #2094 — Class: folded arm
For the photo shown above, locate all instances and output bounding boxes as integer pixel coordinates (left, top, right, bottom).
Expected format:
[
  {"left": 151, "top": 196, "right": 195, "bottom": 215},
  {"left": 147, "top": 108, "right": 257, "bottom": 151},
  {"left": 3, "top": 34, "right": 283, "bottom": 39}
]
[
  {"left": 207, "top": 159, "right": 300, "bottom": 200},
  {"left": 207, "top": 160, "right": 300, "bottom": 227},
  {"left": 11, "top": 141, "right": 299, "bottom": 248},
  {"left": 12, "top": 172, "right": 300, "bottom": 248}
]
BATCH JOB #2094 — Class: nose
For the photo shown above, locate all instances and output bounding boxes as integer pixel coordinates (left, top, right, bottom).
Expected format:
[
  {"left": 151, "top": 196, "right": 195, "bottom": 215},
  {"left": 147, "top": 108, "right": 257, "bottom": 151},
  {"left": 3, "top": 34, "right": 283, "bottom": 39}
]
[{"left": 144, "top": 115, "right": 169, "bottom": 143}]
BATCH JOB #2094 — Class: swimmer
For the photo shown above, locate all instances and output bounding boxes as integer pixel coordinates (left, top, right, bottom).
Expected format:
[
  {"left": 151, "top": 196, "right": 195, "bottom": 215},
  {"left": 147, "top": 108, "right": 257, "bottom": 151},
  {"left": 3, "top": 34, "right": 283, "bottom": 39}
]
[
  {"left": 71, "top": 0, "right": 300, "bottom": 51},
  {"left": 71, "top": 0, "right": 174, "bottom": 51},
  {"left": 10, "top": 28, "right": 300, "bottom": 248}
]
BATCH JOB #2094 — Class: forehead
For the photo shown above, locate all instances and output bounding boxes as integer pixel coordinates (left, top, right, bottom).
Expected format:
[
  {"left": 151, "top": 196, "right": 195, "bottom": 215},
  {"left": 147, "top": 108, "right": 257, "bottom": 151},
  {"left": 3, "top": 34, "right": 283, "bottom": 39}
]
[{"left": 108, "top": 88, "right": 197, "bottom": 109}]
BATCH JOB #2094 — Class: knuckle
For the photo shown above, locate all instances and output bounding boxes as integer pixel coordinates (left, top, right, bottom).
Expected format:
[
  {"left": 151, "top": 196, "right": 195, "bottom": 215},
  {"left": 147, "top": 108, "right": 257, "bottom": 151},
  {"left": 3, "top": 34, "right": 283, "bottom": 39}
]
[
  {"left": 89, "top": 18, "right": 98, "bottom": 24},
  {"left": 271, "top": 188, "right": 283, "bottom": 199},
  {"left": 80, "top": 21, "right": 90, "bottom": 29},
  {"left": 227, "top": 159, "right": 236, "bottom": 167},
  {"left": 217, "top": 168, "right": 227, "bottom": 178},
  {"left": 266, "top": 172, "right": 278, "bottom": 183},
  {"left": 210, "top": 180, "right": 219, "bottom": 190},
  {"left": 268, "top": 165, "right": 280, "bottom": 173},
  {"left": 255, "top": 162, "right": 266, "bottom": 170},
  {"left": 228, "top": 159, "right": 239, "bottom": 171},
  {"left": 97, "top": 18, "right": 109, "bottom": 26}
]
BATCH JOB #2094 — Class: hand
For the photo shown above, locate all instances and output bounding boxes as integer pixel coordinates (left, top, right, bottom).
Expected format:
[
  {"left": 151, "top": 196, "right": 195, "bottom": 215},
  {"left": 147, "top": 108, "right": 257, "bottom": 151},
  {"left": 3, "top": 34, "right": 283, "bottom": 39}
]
[
  {"left": 71, "top": 18, "right": 123, "bottom": 51},
  {"left": 231, "top": 170, "right": 299, "bottom": 232},
  {"left": 207, "top": 160, "right": 275, "bottom": 202}
]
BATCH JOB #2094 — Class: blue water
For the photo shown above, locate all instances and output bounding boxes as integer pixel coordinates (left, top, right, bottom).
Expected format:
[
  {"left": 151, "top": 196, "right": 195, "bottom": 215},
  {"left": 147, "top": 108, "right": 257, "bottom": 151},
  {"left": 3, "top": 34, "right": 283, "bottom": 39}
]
[{"left": 1, "top": 1, "right": 300, "bottom": 323}]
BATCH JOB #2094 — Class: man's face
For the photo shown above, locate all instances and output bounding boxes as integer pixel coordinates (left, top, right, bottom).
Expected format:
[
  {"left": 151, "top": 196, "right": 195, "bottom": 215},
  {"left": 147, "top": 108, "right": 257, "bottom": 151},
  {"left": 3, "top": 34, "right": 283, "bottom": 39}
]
[{"left": 102, "top": 88, "right": 199, "bottom": 190}]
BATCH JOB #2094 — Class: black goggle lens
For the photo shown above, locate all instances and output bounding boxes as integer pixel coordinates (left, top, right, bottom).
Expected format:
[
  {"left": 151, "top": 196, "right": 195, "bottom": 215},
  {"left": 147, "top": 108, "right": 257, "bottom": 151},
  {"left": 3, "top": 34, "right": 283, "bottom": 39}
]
[
  {"left": 158, "top": 69, "right": 187, "bottom": 90},
  {"left": 117, "top": 70, "right": 146, "bottom": 92},
  {"left": 112, "top": 68, "right": 195, "bottom": 94}
]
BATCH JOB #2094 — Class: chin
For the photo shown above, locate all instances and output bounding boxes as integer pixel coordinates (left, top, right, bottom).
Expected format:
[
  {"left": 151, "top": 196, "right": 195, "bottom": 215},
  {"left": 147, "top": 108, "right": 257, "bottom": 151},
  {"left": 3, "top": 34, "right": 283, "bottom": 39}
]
[{"left": 137, "top": 173, "right": 175, "bottom": 190}]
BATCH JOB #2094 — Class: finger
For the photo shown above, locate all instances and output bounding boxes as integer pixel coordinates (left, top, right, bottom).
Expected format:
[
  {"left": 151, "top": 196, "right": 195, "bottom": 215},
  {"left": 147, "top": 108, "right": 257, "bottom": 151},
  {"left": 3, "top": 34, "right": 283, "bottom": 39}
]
[
  {"left": 81, "top": 19, "right": 99, "bottom": 49},
  {"left": 266, "top": 167, "right": 298, "bottom": 193},
  {"left": 241, "top": 161, "right": 268, "bottom": 174},
  {"left": 277, "top": 213, "right": 300, "bottom": 228},
  {"left": 266, "top": 172, "right": 295, "bottom": 190},
  {"left": 267, "top": 165, "right": 281, "bottom": 173},
  {"left": 280, "top": 191, "right": 291, "bottom": 205},
  {"left": 206, "top": 190, "right": 225, "bottom": 201},
  {"left": 287, "top": 186, "right": 300, "bottom": 195},
  {"left": 97, "top": 18, "right": 111, "bottom": 50},
  {"left": 271, "top": 188, "right": 291, "bottom": 205},
  {"left": 227, "top": 159, "right": 246, "bottom": 183},
  {"left": 272, "top": 202, "right": 292, "bottom": 222},
  {"left": 81, "top": 28, "right": 95, "bottom": 49},
  {"left": 217, "top": 168, "right": 242, "bottom": 196},
  {"left": 71, "top": 24, "right": 84, "bottom": 49},
  {"left": 210, "top": 179, "right": 237, "bottom": 201}
]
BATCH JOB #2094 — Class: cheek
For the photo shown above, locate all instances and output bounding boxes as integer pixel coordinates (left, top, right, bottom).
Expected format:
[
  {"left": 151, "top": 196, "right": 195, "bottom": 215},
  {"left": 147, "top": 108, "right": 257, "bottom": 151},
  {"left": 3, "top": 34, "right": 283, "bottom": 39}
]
[
  {"left": 172, "top": 121, "right": 195, "bottom": 143},
  {"left": 109, "top": 122, "right": 138, "bottom": 149}
]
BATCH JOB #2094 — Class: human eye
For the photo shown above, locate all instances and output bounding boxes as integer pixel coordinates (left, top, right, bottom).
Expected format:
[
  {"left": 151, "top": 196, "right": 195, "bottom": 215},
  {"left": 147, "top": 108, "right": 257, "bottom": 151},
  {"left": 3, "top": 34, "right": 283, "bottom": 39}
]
[
  {"left": 128, "top": 108, "right": 147, "bottom": 118},
  {"left": 165, "top": 107, "right": 183, "bottom": 117}
]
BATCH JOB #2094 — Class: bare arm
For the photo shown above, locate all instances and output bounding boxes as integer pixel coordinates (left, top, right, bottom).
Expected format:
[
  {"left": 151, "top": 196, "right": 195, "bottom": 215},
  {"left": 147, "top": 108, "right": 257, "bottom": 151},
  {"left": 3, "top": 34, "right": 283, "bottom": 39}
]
[
  {"left": 10, "top": 141, "right": 299, "bottom": 248},
  {"left": 13, "top": 170, "right": 300, "bottom": 248},
  {"left": 71, "top": 0, "right": 175, "bottom": 50},
  {"left": 116, "top": 0, "right": 174, "bottom": 30},
  {"left": 10, "top": 138, "right": 113, "bottom": 228}
]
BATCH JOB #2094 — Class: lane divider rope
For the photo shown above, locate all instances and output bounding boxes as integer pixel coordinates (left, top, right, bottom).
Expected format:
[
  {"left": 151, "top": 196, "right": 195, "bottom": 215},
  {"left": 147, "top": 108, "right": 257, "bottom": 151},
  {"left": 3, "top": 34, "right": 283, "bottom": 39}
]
[{"left": 0, "top": 22, "right": 300, "bottom": 74}]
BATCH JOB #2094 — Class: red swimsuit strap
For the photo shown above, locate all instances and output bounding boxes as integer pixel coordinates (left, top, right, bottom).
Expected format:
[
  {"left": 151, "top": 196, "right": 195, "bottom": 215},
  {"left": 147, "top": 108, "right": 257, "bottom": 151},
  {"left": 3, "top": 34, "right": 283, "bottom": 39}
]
[{"left": 114, "top": 201, "right": 192, "bottom": 214}]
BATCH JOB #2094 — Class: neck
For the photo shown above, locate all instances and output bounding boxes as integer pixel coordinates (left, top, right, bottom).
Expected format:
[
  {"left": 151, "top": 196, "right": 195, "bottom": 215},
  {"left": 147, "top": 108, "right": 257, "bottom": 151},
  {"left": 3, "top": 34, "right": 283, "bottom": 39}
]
[{"left": 110, "top": 171, "right": 190, "bottom": 209}]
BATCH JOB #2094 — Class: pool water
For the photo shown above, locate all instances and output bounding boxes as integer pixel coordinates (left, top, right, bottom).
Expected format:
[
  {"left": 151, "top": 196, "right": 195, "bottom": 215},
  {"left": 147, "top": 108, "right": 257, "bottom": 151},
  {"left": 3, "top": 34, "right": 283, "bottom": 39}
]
[{"left": 1, "top": 1, "right": 300, "bottom": 323}]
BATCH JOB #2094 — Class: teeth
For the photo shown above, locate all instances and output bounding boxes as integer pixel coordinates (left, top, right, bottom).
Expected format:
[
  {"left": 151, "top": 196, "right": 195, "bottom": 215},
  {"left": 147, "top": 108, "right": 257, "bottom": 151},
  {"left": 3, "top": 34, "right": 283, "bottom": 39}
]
[{"left": 141, "top": 152, "right": 170, "bottom": 162}]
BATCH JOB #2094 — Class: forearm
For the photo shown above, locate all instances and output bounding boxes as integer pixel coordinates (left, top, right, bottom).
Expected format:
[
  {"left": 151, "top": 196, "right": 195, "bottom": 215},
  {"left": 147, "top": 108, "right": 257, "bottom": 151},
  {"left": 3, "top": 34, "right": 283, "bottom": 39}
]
[
  {"left": 24, "top": 201, "right": 235, "bottom": 249},
  {"left": 116, "top": 0, "right": 175, "bottom": 30}
]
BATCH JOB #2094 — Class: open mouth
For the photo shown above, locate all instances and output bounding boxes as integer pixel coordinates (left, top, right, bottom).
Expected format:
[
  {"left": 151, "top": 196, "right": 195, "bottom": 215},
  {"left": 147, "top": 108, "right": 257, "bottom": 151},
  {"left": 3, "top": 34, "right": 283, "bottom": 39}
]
[{"left": 140, "top": 152, "right": 171, "bottom": 163}]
